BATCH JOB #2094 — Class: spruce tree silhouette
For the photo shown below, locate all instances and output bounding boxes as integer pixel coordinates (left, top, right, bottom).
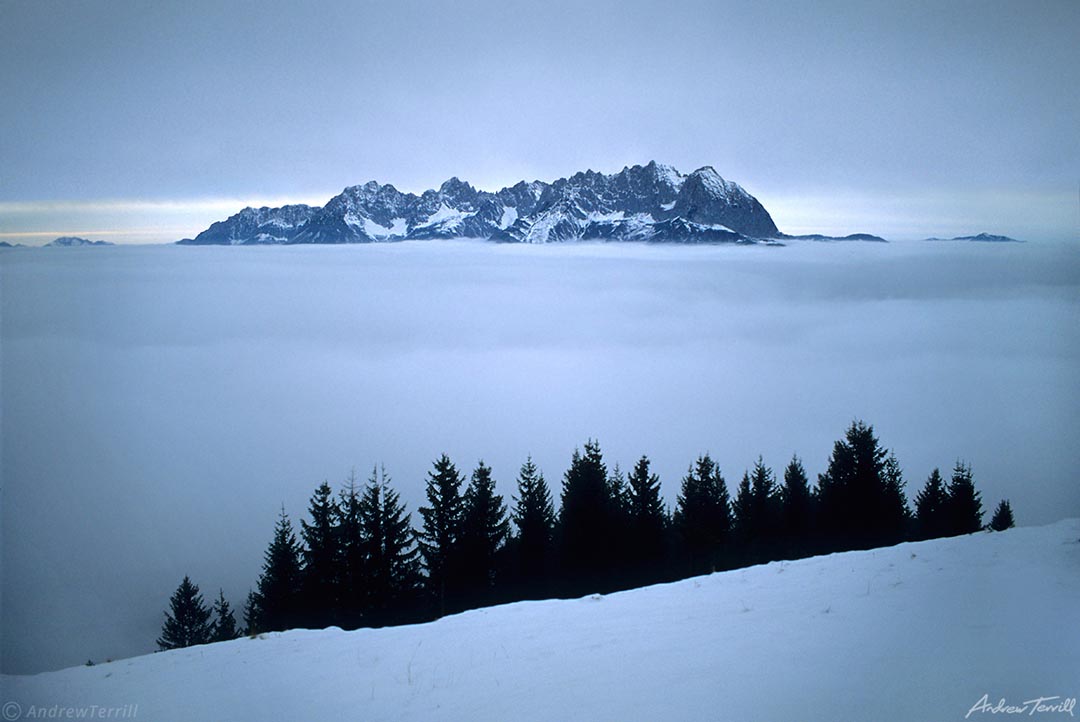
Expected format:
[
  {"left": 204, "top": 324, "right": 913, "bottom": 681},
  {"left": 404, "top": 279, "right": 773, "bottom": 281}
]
[
  {"left": 510, "top": 456, "right": 556, "bottom": 599},
  {"left": 780, "top": 455, "right": 815, "bottom": 557},
  {"left": 914, "top": 469, "right": 949, "bottom": 540},
  {"left": 359, "top": 466, "right": 423, "bottom": 625},
  {"left": 989, "top": 499, "right": 1015, "bottom": 531},
  {"left": 210, "top": 589, "right": 238, "bottom": 642},
  {"left": 300, "top": 481, "right": 340, "bottom": 629},
  {"left": 459, "top": 461, "right": 510, "bottom": 608},
  {"left": 817, "top": 421, "right": 904, "bottom": 551},
  {"left": 945, "top": 461, "right": 984, "bottom": 536},
  {"left": 626, "top": 455, "right": 669, "bottom": 585},
  {"left": 255, "top": 506, "right": 304, "bottom": 632},
  {"left": 157, "top": 576, "right": 212, "bottom": 650},
  {"left": 673, "top": 454, "right": 732, "bottom": 575},
  {"left": 418, "top": 454, "right": 465, "bottom": 616},
  {"left": 335, "top": 470, "right": 367, "bottom": 628},
  {"left": 558, "top": 440, "right": 614, "bottom": 594}
]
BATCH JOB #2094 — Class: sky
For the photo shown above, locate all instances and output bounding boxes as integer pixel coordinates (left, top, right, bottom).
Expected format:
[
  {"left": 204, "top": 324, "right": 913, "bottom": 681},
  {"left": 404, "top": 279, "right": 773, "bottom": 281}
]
[
  {"left": 3, "top": 239, "right": 1078, "bottom": 674},
  {"left": 1, "top": 0, "right": 1078, "bottom": 244}
]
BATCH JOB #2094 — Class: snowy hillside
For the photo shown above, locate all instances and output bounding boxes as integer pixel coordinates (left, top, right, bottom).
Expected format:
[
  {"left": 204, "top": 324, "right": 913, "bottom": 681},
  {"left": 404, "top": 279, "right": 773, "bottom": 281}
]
[{"left": 5, "top": 521, "right": 1077, "bottom": 721}]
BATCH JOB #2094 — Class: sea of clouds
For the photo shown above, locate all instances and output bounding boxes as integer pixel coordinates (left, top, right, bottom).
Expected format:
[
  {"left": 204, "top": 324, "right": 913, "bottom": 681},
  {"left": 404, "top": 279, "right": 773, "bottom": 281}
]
[{"left": 2, "top": 238, "right": 1077, "bottom": 674}]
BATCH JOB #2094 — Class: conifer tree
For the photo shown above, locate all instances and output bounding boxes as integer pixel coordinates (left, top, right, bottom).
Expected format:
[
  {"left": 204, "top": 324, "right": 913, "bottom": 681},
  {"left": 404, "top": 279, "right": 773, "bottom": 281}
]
[
  {"left": 242, "top": 588, "right": 261, "bottom": 635},
  {"left": 945, "top": 461, "right": 984, "bottom": 536},
  {"left": 359, "top": 465, "right": 422, "bottom": 625},
  {"left": 558, "top": 440, "right": 615, "bottom": 593},
  {"left": 299, "top": 481, "right": 340, "bottom": 629},
  {"left": 735, "top": 457, "right": 782, "bottom": 562},
  {"left": 673, "top": 454, "right": 732, "bottom": 575},
  {"left": 335, "top": 470, "right": 367, "bottom": 628},
  {"left": 881, "top": 453, "right": 912, "bottom": 540},
  {"left": 732, "top": 471, "right": 753, "bottom": 541},
  {"left": 418, "top": 454, "right": 465, "bottom": 616},
  {"left": 459, "top": 461, "right": 510, "bottom": 606},
  {"left": 626, "top": 455, "right": 668, "bottom": 583},
  {"left": 157, "top": 576, "right": 212, "bottom": 650},
  {"left": 256, "top": 506, "right": 304, "bottom": 632},
  {"left": 816, "top": 421, "right": 904, "bottom": 550},
  {"left": 780, "top": 455, "right": 814, "bottom": 555},
  {"left": 989, "top": 499, "right": 1015, "bottom": 531},
  {"left": 915, "top": 468, "right": 949, "bottom": 540},
  {"left": 510, "top": 456, "right": 556, "bottom": 598},
  {"left": 210, "top": 589, "right": 238, "bottom": 642}
]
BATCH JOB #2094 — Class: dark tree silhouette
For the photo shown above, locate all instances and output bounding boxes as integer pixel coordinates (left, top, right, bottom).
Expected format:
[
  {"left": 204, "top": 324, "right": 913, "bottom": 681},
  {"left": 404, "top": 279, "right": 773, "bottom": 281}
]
[
  {"left": 509, "top": 456, "right": 556, "bottom": 599},
  {"left": 299, "top": 481, "right": 340, "bottom": 629},
  {"left": 914, "top": 468, "right": 949, "bottom": 540},
  {"left": 157, "top": 576, "right": 212, "bottom": 650},
  {"left": 458, "top": 461, "right": 510, "bottom": 607},
  {"left": 780, "top": 455, "right": 815, "bottom": 556},
  {"left": 626, "top": 455, "right": 668, "bottom": 583},
  {"left": 945, "top": 461, "right": 984, "bottom": 536},
  {"left": 242, "top": 588, "right": 260, "bottom": 635},
  {"left": 558, "top": 440, "right": 616, "bottom": 594},
  {"left": 359, "top": 466, "right": 423, "bottom": 625},
  {"left": 418, "top": 454, "right": 465, "bottom": 616},
  {"left": 210, "top": 589, "right": 238, "bottom": 642},
  {"left": 989, "top": 499, "right": 1015, "bottom": 531},
  {"left": 255, "top": 506, "right": 304, "bottom": 632},
  {"left": 881, "top": 453, "right": 912, "bottom": 541},
  {"left": 673, "top": 454, "right": 732, "bottom": 575},
  {"left": 734, "top": 457, "right": 782, "bottom": 563},
  {"left": 816, "top": 421, "right": 905, "bottom": 550},
  {"left": 335, "top": 470, "right": 367, "bottom": 628}
]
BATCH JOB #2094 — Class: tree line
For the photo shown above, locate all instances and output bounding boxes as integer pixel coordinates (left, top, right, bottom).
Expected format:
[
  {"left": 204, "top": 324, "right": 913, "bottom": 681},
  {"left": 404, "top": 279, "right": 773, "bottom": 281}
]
[{"left": 157, "top": 420, "right": 1016, "bottom": 650}]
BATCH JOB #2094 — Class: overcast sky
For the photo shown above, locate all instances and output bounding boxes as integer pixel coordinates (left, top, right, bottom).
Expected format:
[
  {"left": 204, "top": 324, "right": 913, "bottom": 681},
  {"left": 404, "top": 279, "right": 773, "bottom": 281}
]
[{"left": 1, "top": 0, "right": 1078, "bottom": 243}]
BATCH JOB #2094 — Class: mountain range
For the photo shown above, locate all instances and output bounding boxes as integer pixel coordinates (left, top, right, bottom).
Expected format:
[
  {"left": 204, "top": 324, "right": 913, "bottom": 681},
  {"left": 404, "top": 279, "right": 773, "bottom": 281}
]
[
  {"left": 46, "top": 236, "right": 114, "bottom": 247},
  {"left": 178, "top": 162, "right": 793, "bottom": 246}
]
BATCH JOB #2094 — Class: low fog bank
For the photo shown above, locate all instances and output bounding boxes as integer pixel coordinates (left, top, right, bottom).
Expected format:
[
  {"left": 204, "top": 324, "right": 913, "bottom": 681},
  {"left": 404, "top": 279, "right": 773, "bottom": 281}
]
[{"left": 2, "top": 239, "right": 1077, "bottom": 674}]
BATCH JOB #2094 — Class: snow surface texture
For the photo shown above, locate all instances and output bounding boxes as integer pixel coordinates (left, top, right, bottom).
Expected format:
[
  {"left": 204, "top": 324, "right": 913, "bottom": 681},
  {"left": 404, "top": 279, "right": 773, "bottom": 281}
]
[
  {"left": 5, "top": 521, "right": 1078, "bottom": 721},
  {"left": 177, "top": 161, "right": 779, "bottom": 245}
]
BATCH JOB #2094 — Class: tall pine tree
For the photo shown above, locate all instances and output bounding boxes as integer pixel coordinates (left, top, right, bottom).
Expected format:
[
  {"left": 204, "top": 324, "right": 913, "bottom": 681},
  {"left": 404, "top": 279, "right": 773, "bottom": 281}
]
[
  {"left": 157, "top": 576, "right": 212, "bottom": 650},
  {"left": 299, "top": 481, "right": 340, "bottom": 629},
  {"left": 625, "top": 455, "right": 668, "bottom": 584},
  {"left": 335, "top": 470, "right": 367, "bottom": 628},
  {"left": 558, "top": 440, "right": 615, "bottom": 594},
  {"left": 816, "top": 421, "right": 905, "bottom": 550},
  {"left": 459, "top": 461, "right": 510, "bottom": 607},
  {"left": 881, "top": 453, "right": 912, "bottom": 541},
  {"left": 914, "top": 468, "right": 949, "bottom": 540},
  {"left": 359, "top": 466, "right": 423, "bottom": 625},
  {"left": 418, "top": 454, "right": 465, "bottom": 616},
  {"left": 673, "top": 454, "right": 732, "bottom": 575},
  {"left": 734, "top": 457, "right": 782, "bottom": 562},
  {"left": 256, "top": 506, "right": 304, "bottom": 632},
  {"left": 509, "top": 456, "right": 556, "bottom": 599},
  {"left": 210, "top": 589, "right": 238, "bottom": 642},
  {"left": 780, "top": 455, "right": 815, "bottom": 557},
  {"left": 945, "top": 461, "right": 984, "bottom": 536}
]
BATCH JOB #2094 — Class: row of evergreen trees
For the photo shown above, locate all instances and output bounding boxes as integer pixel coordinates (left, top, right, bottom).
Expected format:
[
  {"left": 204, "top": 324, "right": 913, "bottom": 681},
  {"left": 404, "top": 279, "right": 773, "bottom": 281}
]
[{"left": 158, "top": 420, "right": 1016, "bottom": 649}]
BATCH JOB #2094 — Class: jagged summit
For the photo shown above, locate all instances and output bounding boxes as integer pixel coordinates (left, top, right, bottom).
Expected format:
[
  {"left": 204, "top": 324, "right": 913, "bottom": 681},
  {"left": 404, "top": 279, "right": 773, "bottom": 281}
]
[{"left": 178, "top": 163, "right": 782, "bottom": 246}]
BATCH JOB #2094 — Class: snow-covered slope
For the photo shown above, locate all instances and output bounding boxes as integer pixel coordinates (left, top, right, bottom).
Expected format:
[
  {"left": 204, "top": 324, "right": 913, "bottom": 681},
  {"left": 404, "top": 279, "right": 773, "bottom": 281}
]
[
  {"left": 6, "top": 521, "right": 1077, "bottom": 721},
  {"left": 179, "top": 161, "right": 781, "bottom": 245}
]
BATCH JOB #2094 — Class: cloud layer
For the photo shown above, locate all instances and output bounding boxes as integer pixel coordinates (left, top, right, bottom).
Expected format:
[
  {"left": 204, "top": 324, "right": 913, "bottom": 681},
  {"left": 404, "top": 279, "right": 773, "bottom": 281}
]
[{"left": 2, "top": 240, "right": 1078, "bottom": 674}]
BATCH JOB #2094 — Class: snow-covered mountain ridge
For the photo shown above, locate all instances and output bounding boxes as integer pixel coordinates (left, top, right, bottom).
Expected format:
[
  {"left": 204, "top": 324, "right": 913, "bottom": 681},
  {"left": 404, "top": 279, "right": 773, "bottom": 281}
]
[
  {"left": 6, "top": 520, "right": 1076, "bottom": 722},
  {"left": 178, "top": 162, "right": 783, "bottom": 245}
]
